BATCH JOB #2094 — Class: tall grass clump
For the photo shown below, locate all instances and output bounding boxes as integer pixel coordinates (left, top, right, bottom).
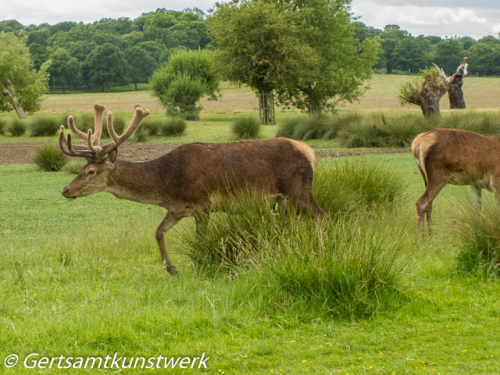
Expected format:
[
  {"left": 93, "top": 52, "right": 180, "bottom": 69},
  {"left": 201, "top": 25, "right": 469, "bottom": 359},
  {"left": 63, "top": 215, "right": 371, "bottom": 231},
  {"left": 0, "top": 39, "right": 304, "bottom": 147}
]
[
  {"left": 322, "top": 113, "right": 361, "bottom": 140},
  {"left": 276, "top": 117, "right": 302, "bottom": 138},
  {"left": 34, "top": 145, "right": 67, "bottom": 171},
  {"left": 9, "top": 119, "right": 27, "bottom": 136},
  {"left": 291, "top": 114, "right": 330, "bottom": 140},
  {"left": 133, "top": 126, "right": 149, "bottom": 142},
  {"left": 182, "top": 192, "right": 409, "bottom": 319},
  {"left": 30, "top": 117, "right": 59, "bottom": 136},
  {"left": 64, "top": 161, "right": 85, "bottom": 174},
  {"left": 232, "top": 117, "right": 260, "bottom": 139},
  {"left": 440, "top": 111, "right": 500, "bottom": 135},
  {"left": 313, "top": 159, "right": 405, "bottom": 215},
  {"left": 141, "top": 119, "right": 161, "bottom": 136},
  {"left": 337, "top": 121, "right": 383, "bottom": 148},
  {"left": 453, "top": 198, "right": 500, "bottom": 277},
  {"left": 161, "top": 117, "right": 187, "bottom": 136}
]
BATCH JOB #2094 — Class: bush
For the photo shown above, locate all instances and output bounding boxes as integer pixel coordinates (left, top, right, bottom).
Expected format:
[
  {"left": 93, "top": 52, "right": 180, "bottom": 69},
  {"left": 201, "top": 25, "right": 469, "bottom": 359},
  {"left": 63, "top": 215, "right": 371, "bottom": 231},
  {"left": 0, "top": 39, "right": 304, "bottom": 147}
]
[
  {"left": 64, "top": 161, "right": 85, "bottom": 174},
  {"left": 453, "top": 199, "right": 500, "bottom": 277},
  {"left": 313, "top": 159, "right": 405, "bottom": 215},
  {"left": 9, "top": 119, "right": 28, "bottom": 136},
  {"left": 0, "top": 118, "right": 6, "bottom": 134},
  {"left": 292, "top": 114, "right": 329, "bottom": 140},
  {"left": 232, "top": 117, "right": 260, "bottom": 139},
  {"left": 183, "top": 194, "right": 409, "bottom": 319},
  {"left": 161, "top": 118, "right": 187, "bottom": 136},
  {"left": 142, "top": 119, "right": 161, "bottom": 136},
  {"left": 276, "top": 117, "right": 302, "bottom": 138},
  {"left": 337, "top": 122, "right": 383, "bottom": 148},
  {"left": 322, "top": 113, "right": 361, "bottom": 140},
  {"left": 133, "top": 126, "right": 149, "bottom": 142},
  {"left": 30, "top": 117, "right": 60, "bottom": 136},
  {"left": 34, "top": 145, "right": 67, "bottom": 171}
]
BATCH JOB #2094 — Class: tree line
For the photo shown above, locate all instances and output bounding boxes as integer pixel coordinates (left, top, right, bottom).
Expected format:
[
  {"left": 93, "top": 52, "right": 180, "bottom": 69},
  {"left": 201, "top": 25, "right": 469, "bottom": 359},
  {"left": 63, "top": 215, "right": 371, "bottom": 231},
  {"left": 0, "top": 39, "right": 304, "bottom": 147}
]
[
  {"left": 0, "top": 8, "right": 208, "bottom": 93},
  {"left": 354, "top": 23, "right": 500, "bottom": 76}
]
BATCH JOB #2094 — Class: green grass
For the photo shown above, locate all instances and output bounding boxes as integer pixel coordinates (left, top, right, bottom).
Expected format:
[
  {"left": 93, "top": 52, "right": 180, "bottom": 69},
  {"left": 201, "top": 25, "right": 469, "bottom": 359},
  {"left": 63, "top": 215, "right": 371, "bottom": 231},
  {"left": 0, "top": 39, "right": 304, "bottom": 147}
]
[{"left": 2, "top": 154, "right": 500, "bottom": 373}]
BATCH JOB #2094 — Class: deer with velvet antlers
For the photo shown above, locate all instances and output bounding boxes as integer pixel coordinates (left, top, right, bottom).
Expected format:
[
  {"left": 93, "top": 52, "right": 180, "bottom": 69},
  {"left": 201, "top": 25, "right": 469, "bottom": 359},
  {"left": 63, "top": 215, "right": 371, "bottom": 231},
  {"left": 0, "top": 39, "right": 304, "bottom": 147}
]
[{"left": 59, "top": 104, "right": 324, "bottom": 275}]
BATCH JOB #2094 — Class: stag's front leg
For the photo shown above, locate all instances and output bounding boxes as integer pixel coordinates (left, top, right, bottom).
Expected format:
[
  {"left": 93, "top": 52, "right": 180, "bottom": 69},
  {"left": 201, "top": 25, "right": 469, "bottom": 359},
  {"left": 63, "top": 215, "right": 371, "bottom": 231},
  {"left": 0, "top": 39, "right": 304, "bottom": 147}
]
[{"left": 156, "top": 212, "right": 181, "bottom": 275}]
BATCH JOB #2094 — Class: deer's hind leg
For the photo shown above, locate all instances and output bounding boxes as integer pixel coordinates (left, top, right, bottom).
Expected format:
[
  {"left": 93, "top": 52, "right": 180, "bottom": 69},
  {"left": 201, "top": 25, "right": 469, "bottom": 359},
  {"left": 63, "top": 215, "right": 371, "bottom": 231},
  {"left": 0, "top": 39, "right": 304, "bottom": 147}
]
[{"left": 416, "top": 176, "right": 449, "bottom": 241}]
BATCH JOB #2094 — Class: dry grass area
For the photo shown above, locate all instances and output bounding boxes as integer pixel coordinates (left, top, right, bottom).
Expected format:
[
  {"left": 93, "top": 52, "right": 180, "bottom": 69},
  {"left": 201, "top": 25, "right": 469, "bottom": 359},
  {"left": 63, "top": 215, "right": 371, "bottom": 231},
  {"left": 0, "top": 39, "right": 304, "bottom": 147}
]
[{"left": 40, "top": 75, "right": 500, "bottom": 115}]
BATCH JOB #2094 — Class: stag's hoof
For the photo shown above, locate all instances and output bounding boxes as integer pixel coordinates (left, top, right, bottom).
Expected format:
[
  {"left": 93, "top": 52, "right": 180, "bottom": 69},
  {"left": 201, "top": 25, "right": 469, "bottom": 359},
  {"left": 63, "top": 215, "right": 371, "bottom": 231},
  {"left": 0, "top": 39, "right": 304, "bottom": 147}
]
[{"left": 164, "top": 265, "right": 178, "bottom": 276}]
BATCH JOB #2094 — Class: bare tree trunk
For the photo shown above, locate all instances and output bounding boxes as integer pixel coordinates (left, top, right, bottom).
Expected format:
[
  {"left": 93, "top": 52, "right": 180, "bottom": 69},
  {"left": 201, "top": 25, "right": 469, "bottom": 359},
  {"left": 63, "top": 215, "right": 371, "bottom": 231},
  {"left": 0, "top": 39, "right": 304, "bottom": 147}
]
[
  {"left": 306, "top": 90, "right": 321, "bottom": 115},
  {"left": 1, "top": 80, "right": 27, "bottom": 119},
  {"left": 258, "top": 91, "right": 275, "bottom": 125},
  {"left": 448, "top": 76, "right": 466, "bottom": 109}
]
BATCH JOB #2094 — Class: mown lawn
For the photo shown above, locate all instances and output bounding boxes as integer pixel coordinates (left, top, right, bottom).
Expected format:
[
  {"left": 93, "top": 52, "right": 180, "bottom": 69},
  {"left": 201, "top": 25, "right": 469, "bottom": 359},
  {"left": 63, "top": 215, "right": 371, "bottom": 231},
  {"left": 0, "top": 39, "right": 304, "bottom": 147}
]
[{"left": 2, "top": 153, "right": 500, "bottom": 374}]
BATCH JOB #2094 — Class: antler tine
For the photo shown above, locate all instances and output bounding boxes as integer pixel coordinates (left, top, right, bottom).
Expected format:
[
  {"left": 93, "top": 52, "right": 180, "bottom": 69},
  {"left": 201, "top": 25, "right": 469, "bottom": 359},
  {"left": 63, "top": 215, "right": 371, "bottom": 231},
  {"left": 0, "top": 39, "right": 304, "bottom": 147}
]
[
  {"left": 107, "top": 105, "right": 150, "bottom": 147},
  {"left": 68, "top": 115, "right": 89, "bottom": 141},
  {"left": 59, "top": 126, "right": 94, "bottom": 158},
  {"left": 92, "top": 104, "right": 105, "bottom": 146}
]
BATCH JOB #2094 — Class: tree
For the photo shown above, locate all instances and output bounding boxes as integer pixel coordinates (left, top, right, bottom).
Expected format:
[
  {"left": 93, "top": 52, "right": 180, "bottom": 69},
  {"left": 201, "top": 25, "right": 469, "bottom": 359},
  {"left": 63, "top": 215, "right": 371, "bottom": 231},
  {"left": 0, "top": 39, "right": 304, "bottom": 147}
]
[
  {"left": 433, "top": 58, "right": 468, "bottom": 109},
  {"left": 85, "top": 43, "right": 130, "bottom": 91},
  {"left": 399, "top": 67, "right": 447, "bottom": 117},
  {"left": 125, "top": 46, "right": 157, "bottom": 90},
  {"left": 150, "top": 49, "right": 220, "bottom": 120},
  {"left": 380, "top": 24, "right": 409, "bottom": 73},
  {"left": 0, "top": 32, "right": 50, "bottom": 119},
  {"left": 433, "top": 39, "right": 465, "bottom": 74},
  {"left": 48, "top": 48, "right": 81, "bottom": 93},
  {"left": 209, "top": 0, "right": 314, "bottom": 124},
  {"left": 276, "top": 0, "right": 379, "bottom": 115}
]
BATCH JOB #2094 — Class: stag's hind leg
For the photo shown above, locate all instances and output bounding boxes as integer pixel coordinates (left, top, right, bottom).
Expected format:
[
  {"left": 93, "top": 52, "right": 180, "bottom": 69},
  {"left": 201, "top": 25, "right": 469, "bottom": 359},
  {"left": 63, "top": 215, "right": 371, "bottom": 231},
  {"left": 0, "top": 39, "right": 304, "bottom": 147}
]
[
  {"left": 156, "top": 212, "right": 181, "bottom": 275},
  {"left": 416, "top": 178, "right": 448, "bottom": 241}
]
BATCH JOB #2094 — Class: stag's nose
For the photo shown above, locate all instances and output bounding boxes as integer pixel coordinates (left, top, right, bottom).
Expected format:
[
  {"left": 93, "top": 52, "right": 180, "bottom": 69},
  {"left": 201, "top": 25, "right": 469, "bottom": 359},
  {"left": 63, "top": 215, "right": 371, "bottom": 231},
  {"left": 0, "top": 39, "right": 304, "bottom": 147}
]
[{"left": 61, "top": 187, "right": 69, "bottom": 198}]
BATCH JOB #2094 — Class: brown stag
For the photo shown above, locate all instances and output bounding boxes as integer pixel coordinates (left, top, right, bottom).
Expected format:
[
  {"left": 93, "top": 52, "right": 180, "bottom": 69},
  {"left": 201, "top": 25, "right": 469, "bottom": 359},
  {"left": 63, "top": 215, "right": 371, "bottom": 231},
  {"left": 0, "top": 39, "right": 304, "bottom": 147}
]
[
  {"left": 59, "top": 104, "right": 324, "bottom": 275},
  {"left": 412, "top": 128, "right": 500, "bottom": 240}
]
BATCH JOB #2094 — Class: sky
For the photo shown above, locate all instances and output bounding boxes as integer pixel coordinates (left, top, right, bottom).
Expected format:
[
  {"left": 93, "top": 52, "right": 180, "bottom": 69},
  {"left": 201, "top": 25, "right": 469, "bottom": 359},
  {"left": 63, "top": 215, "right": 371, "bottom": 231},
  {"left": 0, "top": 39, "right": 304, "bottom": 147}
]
[{"left": 1, "top": 0, "right": 499, "bottom": 39}]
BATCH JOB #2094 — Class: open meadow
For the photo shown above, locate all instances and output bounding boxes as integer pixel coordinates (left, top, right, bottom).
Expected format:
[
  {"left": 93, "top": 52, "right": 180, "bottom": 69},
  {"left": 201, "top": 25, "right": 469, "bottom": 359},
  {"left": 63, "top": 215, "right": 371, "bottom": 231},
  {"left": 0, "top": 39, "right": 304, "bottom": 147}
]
[{"left": 1, "top": 74, "right": 500, "bottom": 374}]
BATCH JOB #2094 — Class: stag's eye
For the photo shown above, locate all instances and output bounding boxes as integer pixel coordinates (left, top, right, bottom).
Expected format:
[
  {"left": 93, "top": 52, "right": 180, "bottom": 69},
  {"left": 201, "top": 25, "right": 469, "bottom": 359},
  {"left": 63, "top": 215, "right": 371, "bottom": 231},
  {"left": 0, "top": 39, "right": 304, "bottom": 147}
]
[{"left": 87, "top": 170, "right": 96, "bottom": 176}]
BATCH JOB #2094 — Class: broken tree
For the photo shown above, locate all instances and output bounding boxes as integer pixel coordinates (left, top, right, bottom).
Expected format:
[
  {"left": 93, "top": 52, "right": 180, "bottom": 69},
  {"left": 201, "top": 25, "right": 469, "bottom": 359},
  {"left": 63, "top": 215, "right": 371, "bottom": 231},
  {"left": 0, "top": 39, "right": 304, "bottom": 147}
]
[{"left": 433, "top": 57, "right": 468, "bottom": 109}]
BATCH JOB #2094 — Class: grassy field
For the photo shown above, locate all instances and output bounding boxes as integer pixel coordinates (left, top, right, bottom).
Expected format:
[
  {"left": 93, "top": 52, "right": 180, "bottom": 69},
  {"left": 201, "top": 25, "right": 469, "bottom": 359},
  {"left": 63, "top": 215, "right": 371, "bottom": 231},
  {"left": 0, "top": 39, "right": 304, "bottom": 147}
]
[
  {"left": 1, "top": 74, "right": 500, "bottom": 374},
  {"left": 2, "top": 155, "right": 500, "bottom": 374}
]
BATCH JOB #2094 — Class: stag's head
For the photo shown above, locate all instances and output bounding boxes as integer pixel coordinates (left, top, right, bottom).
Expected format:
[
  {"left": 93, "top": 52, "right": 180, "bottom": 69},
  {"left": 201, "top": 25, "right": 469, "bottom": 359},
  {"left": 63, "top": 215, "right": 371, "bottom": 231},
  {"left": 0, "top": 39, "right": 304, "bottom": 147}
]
[{"left": 59, "top": 104, "right": 150, "bottom": 199}]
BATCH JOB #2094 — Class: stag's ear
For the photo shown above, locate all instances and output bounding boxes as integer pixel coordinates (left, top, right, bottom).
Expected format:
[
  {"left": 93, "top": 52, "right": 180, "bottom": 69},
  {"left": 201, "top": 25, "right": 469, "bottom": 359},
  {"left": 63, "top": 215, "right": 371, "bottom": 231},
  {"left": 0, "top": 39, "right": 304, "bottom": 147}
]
[{"left": 107, "top": 149, "right": 118, "bottom": 163}]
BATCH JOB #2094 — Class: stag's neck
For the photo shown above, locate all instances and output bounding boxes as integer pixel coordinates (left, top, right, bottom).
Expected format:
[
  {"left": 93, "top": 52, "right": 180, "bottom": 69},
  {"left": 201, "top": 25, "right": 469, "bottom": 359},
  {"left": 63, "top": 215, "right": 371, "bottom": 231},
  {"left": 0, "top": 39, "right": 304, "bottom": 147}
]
[{"left": 106, "top": 159, "right": 165, "bottom": 205}]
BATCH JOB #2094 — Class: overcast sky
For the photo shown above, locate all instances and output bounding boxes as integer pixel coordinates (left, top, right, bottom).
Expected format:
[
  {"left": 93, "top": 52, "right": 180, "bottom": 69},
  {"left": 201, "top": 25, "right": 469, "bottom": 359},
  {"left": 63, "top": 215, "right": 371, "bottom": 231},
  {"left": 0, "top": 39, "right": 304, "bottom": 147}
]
[{"left": 1, "top": 0, "right": 499, "bottom": 39}]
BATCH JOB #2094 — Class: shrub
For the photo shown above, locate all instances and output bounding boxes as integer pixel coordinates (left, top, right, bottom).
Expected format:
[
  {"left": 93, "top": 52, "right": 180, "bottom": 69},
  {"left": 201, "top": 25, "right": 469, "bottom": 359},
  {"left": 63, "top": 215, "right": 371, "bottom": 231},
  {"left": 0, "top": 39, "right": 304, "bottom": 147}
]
[
  {"left": 276, "top": 117, "right": 302, "bottom": 138},
  {"left": 161, "top": 118, "right": 187, "bottom": 136},
  {"left": 313, "top": 159, "right": 405, "bottom": 215},
  {"left": 9, "top": 119, "right": 28, "bottom": 136},
  {"left": 183, "top": 194, "right": 409, "bottom": 319},
  {"left": 440, "top": 111, "right": 500, "bottom": 135},
  {"left": 232, "top": 117, "right": 260, "bottom": 139},
  {"left": 133, "top": 126, "right": 149, "bottom": 142},
  {"left": 0, "top": 118, "right": 6, "bottom": 134},
  {"left": 322, "top": 113, "right": 361, "bottom": 140},
  {"left": 453, "top": 199, "right": 500, "bottom": 277},
  {"left": 337, "top": 122, "right": 383, "bottom": 148},
  {"left": 30, "top": 117, "right": 60, "bottom": 136},
  {"left": 64, "top": 161, "right": 85, "bottom": 174},
  {"left": 34, "top": 145, "right": 67, "bottom": 171},
  {"left": 291, "top": 114, "right": 329, "bottom": 140},
  {"left": 142, "top": 119, "right": 161, "bottom": 136}
]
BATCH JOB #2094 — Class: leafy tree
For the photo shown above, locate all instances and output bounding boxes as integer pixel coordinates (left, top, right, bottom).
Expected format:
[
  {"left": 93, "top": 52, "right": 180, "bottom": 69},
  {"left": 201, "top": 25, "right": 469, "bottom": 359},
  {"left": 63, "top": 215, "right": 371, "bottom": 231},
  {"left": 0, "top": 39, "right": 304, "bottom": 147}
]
[
  {"left": 276, "top": 0, "right": 379, "bottom": 115},
  {"left": 433, "top": 39, "right": 465, "bottom": 74},
  {"left": 209, "top": 0, "right": 313, "bottom": 124},
  {"left": 0, "top": 32, "right": 51, "bottom": 118},
  {"left": 28, "top": 43, "right": 49, "bottom": 70},
  {"left": 85, "top": 43, "right": 130, "bottom": 91},
  {"left": 468, "top": 41, "right": 500, "bottom": 76},
  {"left": 391, "top": 36, "right": 427, "bottom": 73},
  {"left": 125, "top": 46, "right": 157, "bottom": 90},
  {"left": 400, "top": 68, "right": 447, "bottom": 117},
  {"left": 150, "top": 49, "right": 220, "bottom": 119},
  {"left": 0, "top": 20, "right": 24, "bottom": 34},
  {"left": 457, "top": 36, "right": 476, "bottom": 50},
  {"left": 48, "top": 48, "right": 81, "bottom": 93},
  {"left": 380, "top": 24, "right": 409, "bottom": 73}
]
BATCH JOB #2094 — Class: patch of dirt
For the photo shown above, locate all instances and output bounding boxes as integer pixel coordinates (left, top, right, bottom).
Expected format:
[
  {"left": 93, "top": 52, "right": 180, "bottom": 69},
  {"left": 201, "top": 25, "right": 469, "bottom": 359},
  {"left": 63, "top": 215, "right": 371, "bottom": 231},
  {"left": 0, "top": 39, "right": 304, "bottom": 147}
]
[{"left": 0, "top": 142, "right": 410, "bottom": 165}]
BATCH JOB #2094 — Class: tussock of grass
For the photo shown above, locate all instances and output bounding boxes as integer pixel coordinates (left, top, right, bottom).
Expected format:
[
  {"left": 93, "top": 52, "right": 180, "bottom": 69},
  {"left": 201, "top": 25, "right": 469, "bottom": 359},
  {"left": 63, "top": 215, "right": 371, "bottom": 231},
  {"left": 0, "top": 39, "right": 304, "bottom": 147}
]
[
  {"left": 30, "top": 117, "right": 60, "bottom": 136},
  {"left": 452, "top": 198, "right": 500, "bottom": 277},
  {"left": 232, "top": 117, "right": 260, "bottom": 139},
  {"left": 34, "top": 145, "right": 67, "bottom": 171},
  {"left": 0, "top": 118, "right": 6, "bottom": 134},
  {"left": 277, "top": 112, "right": 500, "bottom": 148},
  {"left": 64, "top": 161, "right": 85, "bottom": 174},
  {"left": 161, "top": 117, "right": 187, "bottom": 136},
  {"left": 132, "top": 126, "right": 149, "bottom": 142},
  {"left": 9, "top": 118, "right": 28, "bottom": 136}
]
